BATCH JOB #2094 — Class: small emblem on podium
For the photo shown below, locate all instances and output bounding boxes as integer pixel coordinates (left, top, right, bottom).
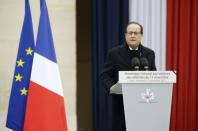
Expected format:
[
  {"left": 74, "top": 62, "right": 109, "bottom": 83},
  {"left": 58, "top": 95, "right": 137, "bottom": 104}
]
[{"left": 140, "top": 88, "right": 157, "bottom": 103}]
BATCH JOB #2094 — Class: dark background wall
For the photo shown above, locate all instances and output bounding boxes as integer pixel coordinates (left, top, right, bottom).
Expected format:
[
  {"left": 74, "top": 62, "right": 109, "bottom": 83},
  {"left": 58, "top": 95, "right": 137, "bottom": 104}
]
[{"left": 76, "top": 0, "right": 91, "bottom": 131}]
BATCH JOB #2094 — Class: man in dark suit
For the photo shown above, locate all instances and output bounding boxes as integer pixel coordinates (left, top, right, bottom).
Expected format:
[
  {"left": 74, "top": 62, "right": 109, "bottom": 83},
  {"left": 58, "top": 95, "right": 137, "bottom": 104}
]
[{"left": 100, "top": 21, "right": 156, "bottom": 131}]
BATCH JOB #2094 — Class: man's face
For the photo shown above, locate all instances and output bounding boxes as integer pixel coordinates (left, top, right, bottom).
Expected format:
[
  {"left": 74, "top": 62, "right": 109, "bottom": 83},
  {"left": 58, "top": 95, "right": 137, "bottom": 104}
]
[{"left": 125, "top": 24, "right": 143, "bottom": 49}]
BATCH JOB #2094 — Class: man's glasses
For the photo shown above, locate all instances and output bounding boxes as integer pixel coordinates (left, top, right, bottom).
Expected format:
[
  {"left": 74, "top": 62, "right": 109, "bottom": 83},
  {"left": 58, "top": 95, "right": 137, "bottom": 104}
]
[{"left": 126, "top": 31, "right": 141, "bottom": 35}]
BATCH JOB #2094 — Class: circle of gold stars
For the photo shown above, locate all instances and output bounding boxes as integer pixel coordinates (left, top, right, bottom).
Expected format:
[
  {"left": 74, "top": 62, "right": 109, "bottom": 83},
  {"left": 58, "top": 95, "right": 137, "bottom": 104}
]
[
  {"left": 17, "top": 59, "right": 25, "bottom": 67},
  {"left": 26, "top": 47, "right": 33, "bottom": 55},
  {"left": 20, "top": 87, "right": 28, "bottom": 95},
  {"left": 15, "top": 73, "right": 23, "bottom": 82}
]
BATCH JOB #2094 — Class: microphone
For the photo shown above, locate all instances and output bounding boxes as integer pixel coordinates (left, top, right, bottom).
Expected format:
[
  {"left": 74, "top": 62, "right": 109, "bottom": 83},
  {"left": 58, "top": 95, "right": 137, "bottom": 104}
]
[
  {"left": 131, "top": 57, "right": 140, "bottom": 70},
  {"left": 140, "top": 57, "right": 149, "bottom": 70}
]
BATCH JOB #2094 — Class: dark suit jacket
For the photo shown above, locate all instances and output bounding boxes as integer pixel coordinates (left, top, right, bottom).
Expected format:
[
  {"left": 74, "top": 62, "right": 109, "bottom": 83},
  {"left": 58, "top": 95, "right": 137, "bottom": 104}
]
[{"left": 100, "top": 43, "right": 156, "bottom": 131}]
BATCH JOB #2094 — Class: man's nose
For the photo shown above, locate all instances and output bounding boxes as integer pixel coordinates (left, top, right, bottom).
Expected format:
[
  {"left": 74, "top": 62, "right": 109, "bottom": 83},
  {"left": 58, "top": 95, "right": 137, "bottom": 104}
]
[{"left": 131, "top": 33, "right": 135, "bottom": 37}]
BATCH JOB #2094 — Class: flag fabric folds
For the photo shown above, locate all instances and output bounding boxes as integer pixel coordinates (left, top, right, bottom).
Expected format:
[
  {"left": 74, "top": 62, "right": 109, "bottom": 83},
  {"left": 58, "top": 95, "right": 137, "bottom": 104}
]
[
  {"left": 6, "top": 0, "right": 35, "bottom": 130},
  {"left": 23, "top": 0, "right": 68, "bottom": 130}
]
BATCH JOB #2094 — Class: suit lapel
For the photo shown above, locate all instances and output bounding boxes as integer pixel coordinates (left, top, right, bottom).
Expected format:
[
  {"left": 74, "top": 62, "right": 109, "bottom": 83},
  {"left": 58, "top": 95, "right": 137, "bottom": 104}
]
[
  {"left": 139, "top": 45, "right": 148, "bottom": 57},
  {"left": 118, "top": 44, "right": 131, "bottom": 67}
]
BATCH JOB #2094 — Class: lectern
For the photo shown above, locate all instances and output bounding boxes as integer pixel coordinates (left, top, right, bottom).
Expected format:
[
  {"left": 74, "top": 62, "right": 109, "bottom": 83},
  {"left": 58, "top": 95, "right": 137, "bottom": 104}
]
[{"left": 110, "top": 71, "right": 176, "bottom": 131}]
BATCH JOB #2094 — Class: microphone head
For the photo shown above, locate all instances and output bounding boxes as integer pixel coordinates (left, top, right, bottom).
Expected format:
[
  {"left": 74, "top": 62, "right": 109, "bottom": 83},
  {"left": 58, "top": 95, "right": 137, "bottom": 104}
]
[
  {"left": 140, "top": 57, "right": 149, "bottom": 70},
  {"left": 131, "top": 57, "right": 140, "bottom": 70}
]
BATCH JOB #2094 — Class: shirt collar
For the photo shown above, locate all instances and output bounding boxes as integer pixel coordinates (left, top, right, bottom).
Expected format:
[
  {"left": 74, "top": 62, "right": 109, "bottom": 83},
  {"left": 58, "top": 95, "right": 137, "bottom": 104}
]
[{"left": 129, "top": 46, "right": 139, "bottom": 50}]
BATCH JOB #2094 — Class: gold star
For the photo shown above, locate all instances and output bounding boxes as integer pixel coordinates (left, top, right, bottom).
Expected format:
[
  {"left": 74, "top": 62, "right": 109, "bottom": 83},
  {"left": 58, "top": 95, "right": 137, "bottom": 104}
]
[
  {"left": 15, "top": 73, "right": 23, "bottom": 82},
  {"left": 26, "top": 47, "right": 33, "bottom": 55},
  {"left": 20, "top": 87, "right": 28, "bottom": 95},
  {"left": 17, "top": 59, "right": 25, "bottom": 67}
]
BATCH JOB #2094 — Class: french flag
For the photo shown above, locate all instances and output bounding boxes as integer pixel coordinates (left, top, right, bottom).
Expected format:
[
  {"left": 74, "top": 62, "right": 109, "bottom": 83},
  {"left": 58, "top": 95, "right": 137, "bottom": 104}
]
[{"left": 24, "top": 0, "right": 68, "bottom": 130}]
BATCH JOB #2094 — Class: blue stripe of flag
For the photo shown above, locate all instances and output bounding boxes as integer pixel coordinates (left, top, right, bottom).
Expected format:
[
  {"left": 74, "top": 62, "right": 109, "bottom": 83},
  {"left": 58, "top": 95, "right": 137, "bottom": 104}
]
[{"left": 35, "top": 0, "right": 57, "bottom": 63}]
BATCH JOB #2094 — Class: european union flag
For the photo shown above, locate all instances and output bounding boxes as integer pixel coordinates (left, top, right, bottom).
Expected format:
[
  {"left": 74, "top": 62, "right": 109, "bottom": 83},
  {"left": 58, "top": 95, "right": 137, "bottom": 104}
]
[{"left": 6, "top": 0, "right": 35, "bottom": 130}]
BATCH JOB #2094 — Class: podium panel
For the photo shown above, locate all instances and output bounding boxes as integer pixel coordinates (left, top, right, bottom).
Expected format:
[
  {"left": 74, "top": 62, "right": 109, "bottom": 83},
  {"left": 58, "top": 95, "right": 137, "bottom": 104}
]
[{"left": 122, "top": 83, "right": 172, "bottom": 131}]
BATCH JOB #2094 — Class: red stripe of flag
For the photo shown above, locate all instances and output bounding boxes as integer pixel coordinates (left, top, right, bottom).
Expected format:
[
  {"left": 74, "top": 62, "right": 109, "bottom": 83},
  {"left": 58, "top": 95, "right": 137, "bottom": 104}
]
[{"left": 24, "top": 81, "right": 67, "bottom": 130}]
